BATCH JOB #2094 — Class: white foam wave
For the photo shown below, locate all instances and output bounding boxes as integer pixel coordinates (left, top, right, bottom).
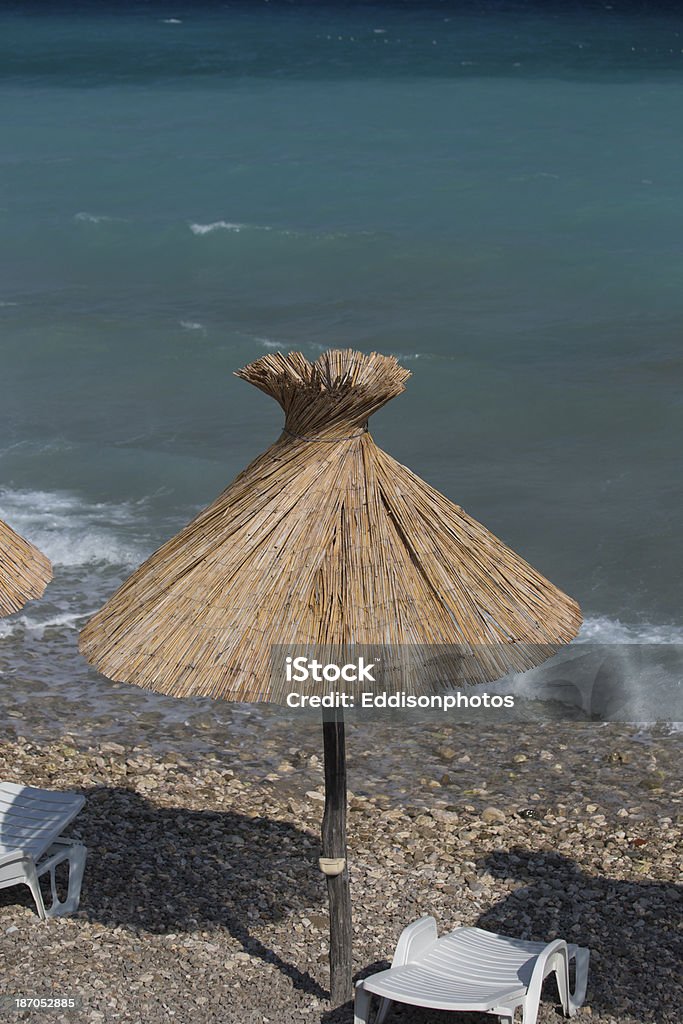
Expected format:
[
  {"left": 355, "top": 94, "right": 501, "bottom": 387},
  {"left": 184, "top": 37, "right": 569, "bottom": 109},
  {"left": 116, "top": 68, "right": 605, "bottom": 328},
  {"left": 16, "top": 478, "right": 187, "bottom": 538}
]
[
  {"left": 0, "top": 488, "right": 147, "bottom": 569},
  {"left": 249, "top": 336, "right": 328, "bottom": 355},
  {"left": 0, "top": 611, "right": 86, "bottom": 641},
  {"left": 74, "top": 212, "right": 122, "bottom": 224},
  {"left": 0, "top": 301, "right": 18, "bottom": 307},
  {"left": 254, "top": 337, "right": 282, "bottom": 350},
  {"left": 189, "top": 221, "right": 254, "bottom": 235},
  {"left": 389, "top": 351, "right": 424, "bottom": 362},
  {"left": 36, "top": 530, "right": 143, "bottom": 568},
  {"left": 577, "top": 615, "right": 683, "bottom": 645},
  {"left": 162, "top": 18, "right": 182, "bottom": 24},
  {"left": 180, "top": 320, "right": 205, "bottom": 331},
  {"left": 495, "top": 615, "right": 683, "bottom": 728},
  {"left": 188, "top": 221, "right": 375, "bottom": 243}
]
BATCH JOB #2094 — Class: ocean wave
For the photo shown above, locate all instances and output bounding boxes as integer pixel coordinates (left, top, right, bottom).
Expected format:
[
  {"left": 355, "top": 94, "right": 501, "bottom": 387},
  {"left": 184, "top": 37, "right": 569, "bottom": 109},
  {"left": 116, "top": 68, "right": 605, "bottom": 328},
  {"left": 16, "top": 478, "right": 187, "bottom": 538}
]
[
  {"left": 161, "top": 18, "right": 182, "bottom": 24},
  {"left": 189, "top": 221, "right": 257, "bottom": 236},
  {"left": 388, "top": 351, "right": 430, "bottom": 362},
  {"left": 74, "top": 212, "right": 124, "bottom": 225},
  {"left": 498, "top": 616, "right": 683, "bottom": 727},
  {"left": 0, "top": 610, "right": 86, "bottom": 641},
  {"left": 247, "top": 336, "right": 328, "bottom": 355},
  {"left": 1, "top": 491, "right": 679, "bottom": 648},
  {"left": 188, "top": 221, "right": 354, "bottom": 240},
  {"left": 248, "top": 340, "right": 447, "bottom": 363},
  {"left": 179, "top": 320, "right": 205, "bottom": 331},
  {"left": 0, "top": 488, "right": 148, "bottom": 569},
  {"left": 577, "top": 615, "right": 683, "bottom": 645}
]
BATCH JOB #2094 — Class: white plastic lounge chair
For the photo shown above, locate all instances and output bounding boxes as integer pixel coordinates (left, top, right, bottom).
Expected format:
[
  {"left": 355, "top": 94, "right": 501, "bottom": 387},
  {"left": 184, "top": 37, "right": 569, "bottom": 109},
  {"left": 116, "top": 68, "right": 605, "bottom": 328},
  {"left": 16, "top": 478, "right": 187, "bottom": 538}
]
[
  {"left": 355, "top": 916, "right": 589, "bottom": 1024},
  {"left": 0, "top": 782, "right": 87, "bottom": 919}
]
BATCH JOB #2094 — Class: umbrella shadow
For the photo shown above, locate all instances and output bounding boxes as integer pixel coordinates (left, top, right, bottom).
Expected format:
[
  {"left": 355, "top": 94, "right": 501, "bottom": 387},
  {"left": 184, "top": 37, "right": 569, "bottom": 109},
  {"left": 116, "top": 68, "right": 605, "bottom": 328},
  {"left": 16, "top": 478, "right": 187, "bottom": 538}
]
[
  {"left": 475, "top": 847, "right": 682, "bottom": 1024},
  {"left": 0, "top": 785, "right": 328, "bottom": 999}
]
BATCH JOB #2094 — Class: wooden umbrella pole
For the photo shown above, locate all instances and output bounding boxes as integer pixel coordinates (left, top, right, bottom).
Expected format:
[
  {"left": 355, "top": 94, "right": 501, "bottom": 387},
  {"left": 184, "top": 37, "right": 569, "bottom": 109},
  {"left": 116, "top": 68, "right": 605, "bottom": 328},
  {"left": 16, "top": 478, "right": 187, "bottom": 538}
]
[{"left": 321, "top": 706, "right": 353, "bottom": 1005}]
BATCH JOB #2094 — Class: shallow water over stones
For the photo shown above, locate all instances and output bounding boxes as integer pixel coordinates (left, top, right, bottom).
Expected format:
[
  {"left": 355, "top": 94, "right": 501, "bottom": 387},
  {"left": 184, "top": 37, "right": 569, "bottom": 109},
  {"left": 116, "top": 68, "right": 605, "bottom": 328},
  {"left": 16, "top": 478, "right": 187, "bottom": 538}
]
[{"left": 1, "top": 675, "right": 679, "bottom": 824}]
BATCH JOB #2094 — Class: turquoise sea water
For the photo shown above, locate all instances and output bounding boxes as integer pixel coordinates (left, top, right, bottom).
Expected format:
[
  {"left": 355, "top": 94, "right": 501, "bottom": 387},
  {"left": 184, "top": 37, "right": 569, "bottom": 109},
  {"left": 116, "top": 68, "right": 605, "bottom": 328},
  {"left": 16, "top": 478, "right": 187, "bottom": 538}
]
[{"left": 1, "top": 3, "right": 682, "bottom": 710}]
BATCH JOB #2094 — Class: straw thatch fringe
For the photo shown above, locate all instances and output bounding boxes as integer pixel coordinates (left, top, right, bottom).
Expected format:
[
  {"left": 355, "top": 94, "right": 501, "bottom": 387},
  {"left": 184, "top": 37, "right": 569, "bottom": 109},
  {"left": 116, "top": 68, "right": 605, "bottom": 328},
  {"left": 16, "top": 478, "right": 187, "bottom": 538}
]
[
  {"left": 0, "top": 518, "right": 52, "bottom": 618},
  {"left": 80, "top": 350, "right": 581, "bottom": 701}
]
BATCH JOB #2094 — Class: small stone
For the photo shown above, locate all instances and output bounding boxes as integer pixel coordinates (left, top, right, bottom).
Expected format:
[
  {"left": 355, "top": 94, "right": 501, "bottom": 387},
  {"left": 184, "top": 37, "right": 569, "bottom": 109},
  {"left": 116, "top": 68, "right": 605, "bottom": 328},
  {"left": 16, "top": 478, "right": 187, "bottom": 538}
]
[
  {"left": 101, "top": 742, "right": 126, "bottom": 755},
  {"left": 482, "top": 807, "right": 506, "bottom": 823}
]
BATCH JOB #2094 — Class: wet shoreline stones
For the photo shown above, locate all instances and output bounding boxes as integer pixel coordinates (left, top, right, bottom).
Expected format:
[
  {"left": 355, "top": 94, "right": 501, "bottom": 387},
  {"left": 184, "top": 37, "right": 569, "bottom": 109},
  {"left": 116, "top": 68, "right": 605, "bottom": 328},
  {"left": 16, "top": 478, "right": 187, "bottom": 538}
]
[{"left": 0, "top": 719, "right": 680, "bottom": 1024}]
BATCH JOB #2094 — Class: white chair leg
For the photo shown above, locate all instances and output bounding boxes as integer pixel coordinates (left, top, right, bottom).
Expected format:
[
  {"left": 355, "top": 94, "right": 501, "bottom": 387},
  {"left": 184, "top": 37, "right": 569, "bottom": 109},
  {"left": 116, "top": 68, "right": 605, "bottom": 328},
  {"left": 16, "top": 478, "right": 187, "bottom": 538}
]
[
  {"left": 354, "top": 981, "right": 373, "bottom": 1024},
  {"left": 58, "top": 843, "right": 87, "bottom": 916},
  {"left": 375, "top": 996, "right": 393, "bottom": 1024},
  {"left": 522, "top": 997, "right": 540, "bottom": 1024},
  {"left": 23, "top": 861, "right": 47, "bottom": 921},
  {"left": 37, "top": 842, "right": 87, "bottom": 917},
  {"left": 554, "top": 955, "right": 570, "bottom": 1016},
  {"left": 523, "top": 941, "right": 572, "bottom": 1024},
  {"left": 566, "top": 948, "right": 590, "bottom": 1016}
]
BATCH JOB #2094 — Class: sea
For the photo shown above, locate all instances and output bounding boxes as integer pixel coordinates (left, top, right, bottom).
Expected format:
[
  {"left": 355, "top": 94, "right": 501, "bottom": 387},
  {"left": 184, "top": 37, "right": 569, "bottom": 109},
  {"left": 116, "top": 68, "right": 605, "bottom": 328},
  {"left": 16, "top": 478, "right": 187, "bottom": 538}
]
[{"left": 1, "top": 1, "right": 681, "bottom": 743}]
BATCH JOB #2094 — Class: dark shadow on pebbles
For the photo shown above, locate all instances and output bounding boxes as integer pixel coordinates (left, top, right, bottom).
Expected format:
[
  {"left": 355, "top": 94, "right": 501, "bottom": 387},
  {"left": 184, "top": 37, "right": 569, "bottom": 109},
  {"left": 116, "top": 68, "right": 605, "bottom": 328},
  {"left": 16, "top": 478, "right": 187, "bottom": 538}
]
[
  {"left": 476, "top": 848, "right": 682, "bottom": 1024},
  {"left": 0, "top": 785, "right": 329, "bottom": 999}
]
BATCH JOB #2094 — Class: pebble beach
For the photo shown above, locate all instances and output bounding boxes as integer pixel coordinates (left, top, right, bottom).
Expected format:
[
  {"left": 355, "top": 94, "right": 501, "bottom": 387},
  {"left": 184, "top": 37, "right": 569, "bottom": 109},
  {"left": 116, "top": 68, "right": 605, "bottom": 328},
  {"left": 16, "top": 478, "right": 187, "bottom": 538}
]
[
  {"left": 0, "top": 711, "right": 679, "bottom": 1024},
  {"left": 2, "top": 2, "right": 683, "bottom": 1022}
]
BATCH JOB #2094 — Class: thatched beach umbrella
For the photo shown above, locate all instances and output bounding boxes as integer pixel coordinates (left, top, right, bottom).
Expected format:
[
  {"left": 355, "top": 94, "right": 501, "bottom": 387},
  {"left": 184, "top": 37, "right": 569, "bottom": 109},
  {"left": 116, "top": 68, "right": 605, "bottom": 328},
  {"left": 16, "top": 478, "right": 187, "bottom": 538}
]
[
  {"left": 0, "top": 517, "right": 52, "bottom": 618},
  {"left": 79, "top": 349, "right": 581, "bottom": 1003}
]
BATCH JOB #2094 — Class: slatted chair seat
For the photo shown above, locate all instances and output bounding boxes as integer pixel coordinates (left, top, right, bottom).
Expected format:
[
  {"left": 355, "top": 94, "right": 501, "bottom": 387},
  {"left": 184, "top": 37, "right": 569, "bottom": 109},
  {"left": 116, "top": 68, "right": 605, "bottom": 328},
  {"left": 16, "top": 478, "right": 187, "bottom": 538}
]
[
  {"left": 355, "top": 918, "right": 589, "bottom": 1024},
  {"left": 0, "top": 782, "right": 87, "bottom": 919}
]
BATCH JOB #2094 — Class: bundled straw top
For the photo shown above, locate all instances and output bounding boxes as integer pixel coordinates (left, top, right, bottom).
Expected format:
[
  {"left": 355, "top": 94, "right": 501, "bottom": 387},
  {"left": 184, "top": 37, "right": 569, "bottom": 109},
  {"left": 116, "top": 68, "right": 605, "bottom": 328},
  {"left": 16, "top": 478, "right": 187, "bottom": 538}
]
[
  {"left": 80, "top": 350, "right": 582, "bottom": 701},
  {"left": 0, "top": 518, "right": 52, "bottom": 618}
]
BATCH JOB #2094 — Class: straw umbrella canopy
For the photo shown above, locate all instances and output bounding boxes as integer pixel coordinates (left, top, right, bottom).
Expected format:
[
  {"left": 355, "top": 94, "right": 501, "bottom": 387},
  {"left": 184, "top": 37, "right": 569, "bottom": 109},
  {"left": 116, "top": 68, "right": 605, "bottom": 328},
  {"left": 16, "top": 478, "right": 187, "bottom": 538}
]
[
  {"left": 80, "top": 349, "right": 581, "bottom": 1003},
  {"left": 0, "top": 517, "right": 52, "bottom": 618}
]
